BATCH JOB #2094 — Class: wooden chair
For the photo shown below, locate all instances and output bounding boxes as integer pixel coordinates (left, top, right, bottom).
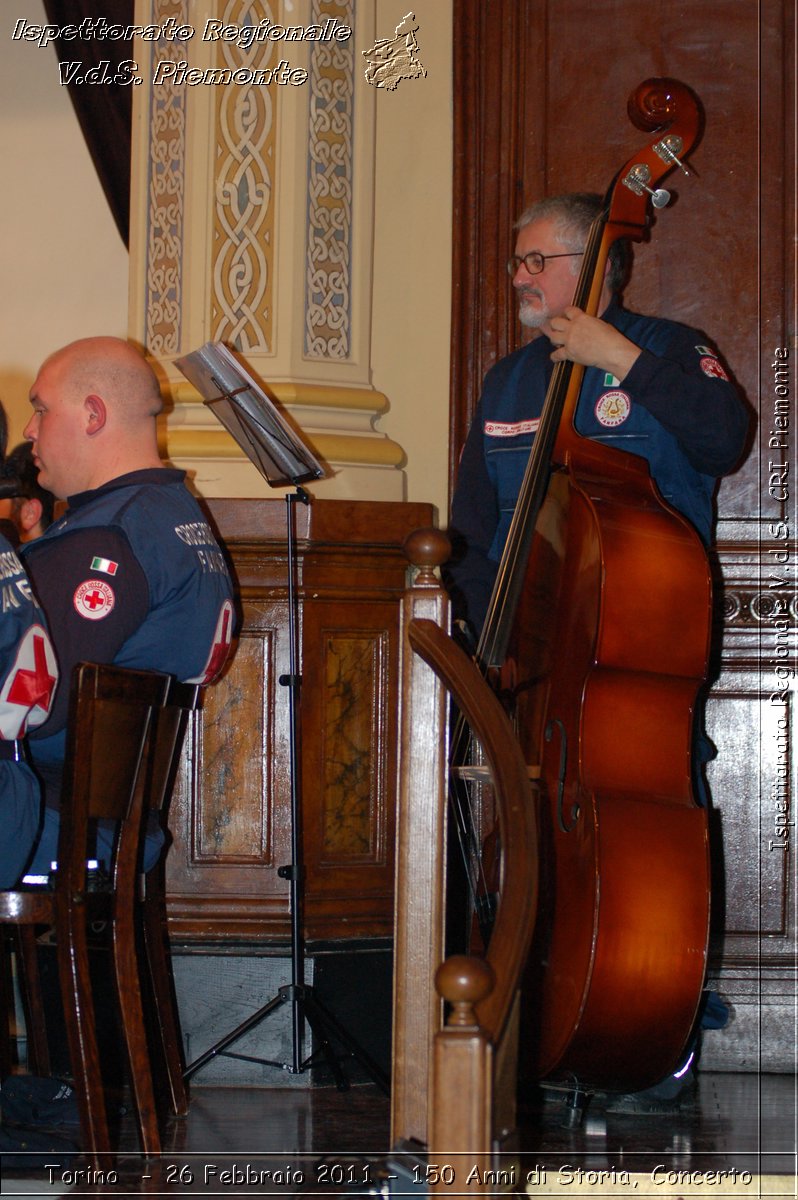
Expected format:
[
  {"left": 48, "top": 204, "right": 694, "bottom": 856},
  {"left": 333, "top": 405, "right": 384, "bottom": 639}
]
[
  {"left": 0, "top": 662, "right": 170, "bottom": 1167},
  {"left": 138, "top": 678, "right": 201, "bottom": 1119}
]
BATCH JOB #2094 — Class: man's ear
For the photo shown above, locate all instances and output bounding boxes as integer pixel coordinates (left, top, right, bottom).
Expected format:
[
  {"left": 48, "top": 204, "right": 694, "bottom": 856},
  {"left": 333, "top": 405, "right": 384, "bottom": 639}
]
[
  {"left": 18, "top": 497, "right": 43, "bottom": 536},
  {"left": 84, "top": 393, "right": 107, "bottom": 434}
]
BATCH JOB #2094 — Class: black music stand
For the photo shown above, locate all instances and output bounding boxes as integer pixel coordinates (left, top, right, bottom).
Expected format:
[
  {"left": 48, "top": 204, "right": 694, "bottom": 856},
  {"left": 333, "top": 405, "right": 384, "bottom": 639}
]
[{"left": 175, "top": 342, "right": 388, "bottom": 1093}]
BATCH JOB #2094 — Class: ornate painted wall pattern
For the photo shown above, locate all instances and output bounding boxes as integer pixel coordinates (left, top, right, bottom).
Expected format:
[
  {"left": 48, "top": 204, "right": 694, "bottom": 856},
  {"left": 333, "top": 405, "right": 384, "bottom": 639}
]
[
  {"left": 212, "top": 0, "right": 277, "bottom": 351},
  {"left": 146, "top": 0, "right": 188, "bottom": 354},
  {"left": 304, "top": 0, "right": 355, "bottom": 359}
]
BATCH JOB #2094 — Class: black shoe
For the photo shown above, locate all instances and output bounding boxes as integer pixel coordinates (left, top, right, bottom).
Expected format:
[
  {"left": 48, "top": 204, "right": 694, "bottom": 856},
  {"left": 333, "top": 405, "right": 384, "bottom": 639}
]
[{"left": 603, "top": 1065, "right": 697, "bottom": 1115}]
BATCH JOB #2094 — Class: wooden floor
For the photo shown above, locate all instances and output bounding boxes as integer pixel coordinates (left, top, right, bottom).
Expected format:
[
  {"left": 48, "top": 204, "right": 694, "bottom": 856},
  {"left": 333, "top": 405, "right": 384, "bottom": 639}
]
[{"left": 2, "top": 1070, "right": 796, "bottom": 1197}]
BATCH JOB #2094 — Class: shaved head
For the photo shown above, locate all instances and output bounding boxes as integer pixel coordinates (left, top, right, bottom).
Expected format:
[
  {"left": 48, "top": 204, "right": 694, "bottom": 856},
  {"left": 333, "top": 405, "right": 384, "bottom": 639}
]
[
  {"left": 26, "top": 337, "right": 166, "bottom": 498},
  {"left": 40, "top": 337, "right": 163, "bottom": 424}
]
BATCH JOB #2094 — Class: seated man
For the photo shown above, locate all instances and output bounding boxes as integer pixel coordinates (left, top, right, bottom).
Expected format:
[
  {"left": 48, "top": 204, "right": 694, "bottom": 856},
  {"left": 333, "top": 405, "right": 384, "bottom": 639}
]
[
  {"left": 21, "top": 336, "right": 235, "bottom": 875},
  {"left": 0, "top": 408, "right": 58, "bottom": 887}
]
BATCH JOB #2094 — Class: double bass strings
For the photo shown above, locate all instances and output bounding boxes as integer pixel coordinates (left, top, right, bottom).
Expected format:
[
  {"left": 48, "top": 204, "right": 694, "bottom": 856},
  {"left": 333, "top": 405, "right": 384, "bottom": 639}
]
[
  {"left": 447, "top": 208, "right": 610, "bottom": 948},
  {"left": 476, "top": 206, "right": 609, "bottom": 672}
]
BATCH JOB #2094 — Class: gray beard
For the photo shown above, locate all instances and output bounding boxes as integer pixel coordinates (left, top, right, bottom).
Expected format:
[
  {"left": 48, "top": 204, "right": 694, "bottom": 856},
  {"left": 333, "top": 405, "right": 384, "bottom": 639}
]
[{"left": 518, "top": 297, "right": 549, "bottom": 329}]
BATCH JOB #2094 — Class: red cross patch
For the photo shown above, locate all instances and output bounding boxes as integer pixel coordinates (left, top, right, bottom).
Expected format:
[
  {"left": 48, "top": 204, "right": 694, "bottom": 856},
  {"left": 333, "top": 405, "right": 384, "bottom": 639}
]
[
  {"left": 0, "top": 624, "right": 58, "bottom": 737},
  {"left": 189, "top": 600, "right": 234, "bottom": 685},
  {"left": 699, "top": 356, "right": 730, "bottom": 381},
  {"left": 74, "top": 578, "right": 115, "bottom": 621}
]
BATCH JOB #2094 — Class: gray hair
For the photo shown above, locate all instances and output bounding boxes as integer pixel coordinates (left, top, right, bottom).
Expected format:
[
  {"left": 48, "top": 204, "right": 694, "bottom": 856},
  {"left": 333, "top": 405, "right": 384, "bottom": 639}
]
[{"left": 515, "top": 192, "right": 630, "bottom": 293}]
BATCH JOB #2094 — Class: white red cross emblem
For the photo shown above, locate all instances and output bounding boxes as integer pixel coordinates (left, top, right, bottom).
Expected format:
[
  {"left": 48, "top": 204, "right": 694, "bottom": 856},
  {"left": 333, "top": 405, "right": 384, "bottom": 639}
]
[
  {"left": 74, "top": 578, "right": 115, "bottom": 621},
  {"left": 0, "top": 624, "right": 58, "bottom": 736},
  {"left": 189, "top": 600, "right": 234, "bottom": 685},
  {"left": 699, "top": 356, "right": 730, "bottom": 381}
]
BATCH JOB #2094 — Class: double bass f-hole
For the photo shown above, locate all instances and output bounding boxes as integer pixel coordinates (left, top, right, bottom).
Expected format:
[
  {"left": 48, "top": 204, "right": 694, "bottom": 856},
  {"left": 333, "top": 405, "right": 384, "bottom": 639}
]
[{"left": 545, "top": 718, "right": 579, "bottom": 832}]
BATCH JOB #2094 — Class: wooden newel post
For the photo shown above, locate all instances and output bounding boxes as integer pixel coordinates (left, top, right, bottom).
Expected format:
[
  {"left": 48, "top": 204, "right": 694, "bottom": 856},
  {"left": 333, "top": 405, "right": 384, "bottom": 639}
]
[
  {"left": 403, "top": 527, "right": 451, "bottom": 588},
  {"left": 391, "top": 527, "right": 451, "bottom": 1148},
  {"left": 429, "top": 955, "right": 495, "bottom": 1196}
]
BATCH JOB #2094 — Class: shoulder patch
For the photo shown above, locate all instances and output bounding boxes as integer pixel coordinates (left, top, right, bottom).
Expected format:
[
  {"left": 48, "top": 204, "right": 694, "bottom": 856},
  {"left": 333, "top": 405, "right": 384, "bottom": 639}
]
[
  {"left": 0, "top": 625, "right": 58, "bottom": 736},
  {"left": 90, "top": 556, "right": 119, "bottom": 576},
  {"left": 74, "top": 579, "right": 116, "bottom": 621},
  {"left": 187, "top": 599, "right": 234, "bottom": 685},
  {"left": 595, "top": 390, "right": 631, "bottom": 428},
  {"left": 699, "top": 356, "right": 729, "bottom": 381}
]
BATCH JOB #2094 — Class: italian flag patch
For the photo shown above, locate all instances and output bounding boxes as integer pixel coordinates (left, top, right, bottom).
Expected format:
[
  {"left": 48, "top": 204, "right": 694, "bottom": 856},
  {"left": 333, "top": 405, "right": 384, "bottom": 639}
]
[{"left": 90, "top": 556, "right": 118, "bottom": 576}]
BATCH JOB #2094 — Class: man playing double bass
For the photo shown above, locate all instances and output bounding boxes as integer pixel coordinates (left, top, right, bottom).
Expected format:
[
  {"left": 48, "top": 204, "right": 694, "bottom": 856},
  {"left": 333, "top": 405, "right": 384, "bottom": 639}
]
[{"left": 444, "top": 192, "right": 749, "bottom": 1110}]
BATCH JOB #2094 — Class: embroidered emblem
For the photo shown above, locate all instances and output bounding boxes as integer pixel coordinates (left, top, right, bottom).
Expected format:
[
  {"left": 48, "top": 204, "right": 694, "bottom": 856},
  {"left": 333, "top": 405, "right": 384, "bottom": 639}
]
[
  {"left": 188, "top": 599, "right": 235, "bottom": 685},
  {"left": 74, "top": 579, "right": 115, "bottom": 621},
  {"left": 603, "top": 372, "right": 620, "bottom": 387},
  {"left": 700, "top": 356, "right": 729, "bottom": 381},
  {"left": 595, "top": 390, "right": 631, "bottom": 428},
  {"left": 0, "top": 625, "right": 58, "bottom": 737},
  {"left": 484, "top": 418, "right": 540, "bottom": 438},
  {"left": 90, "top": 556, "right": 118, "bottom": 576}
]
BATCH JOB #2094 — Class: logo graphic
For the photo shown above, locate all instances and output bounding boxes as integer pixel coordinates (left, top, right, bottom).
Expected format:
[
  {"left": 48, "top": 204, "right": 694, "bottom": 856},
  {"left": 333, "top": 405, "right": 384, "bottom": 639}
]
[
  {"left": 0, "top": 626, "right": 58, "bottom": 736},
  {"left": 189, "top": 600, "right": 235, "bottom": 685},
  {"left": 363, "top": 11, "right": 426, "bottom": 90},
  {"left": 90, "top": 556, "right": 119, "bottom": 576},
  {"left": 74, "top": 579, "right": 115, "bottom": 621},
  {"left": 484, "top": 419, "right": 540, "bottom": 438},
  {"left": 699, "top": 356, "right": 730, "bottom": 381},
  {"left": 595, "top": 390, "right": 632, "bottom": 428}
]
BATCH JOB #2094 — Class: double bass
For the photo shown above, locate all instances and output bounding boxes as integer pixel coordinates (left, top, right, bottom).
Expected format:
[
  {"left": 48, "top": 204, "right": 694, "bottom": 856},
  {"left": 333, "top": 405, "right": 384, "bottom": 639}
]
[{"left": 461, "top": 79, "right": 712, "bottom": 1093}]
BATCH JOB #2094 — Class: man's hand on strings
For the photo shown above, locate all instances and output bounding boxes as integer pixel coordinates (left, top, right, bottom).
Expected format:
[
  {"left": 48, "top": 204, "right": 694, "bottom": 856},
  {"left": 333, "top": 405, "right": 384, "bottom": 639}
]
[{"left": 544, "top": 306, "right": 641, "bottom": 381}]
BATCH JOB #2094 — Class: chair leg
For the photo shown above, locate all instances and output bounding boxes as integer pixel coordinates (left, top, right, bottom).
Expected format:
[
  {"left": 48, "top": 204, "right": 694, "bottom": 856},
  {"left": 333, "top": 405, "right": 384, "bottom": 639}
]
[
  {"left": 0, "top": 930, "right": 15, "bottom": 1077},
  {"left": 142, "top": 878, "right": 189, "bottom": 1116},
  {"left": 112, "top": 905, "right": 161, "bottom": 1155},
  {"left": 56, "top": 909, "right": 112, "bottom": 1171},
  {"left": 14, "top": 928, "right": 51, "bottom": 1076}
]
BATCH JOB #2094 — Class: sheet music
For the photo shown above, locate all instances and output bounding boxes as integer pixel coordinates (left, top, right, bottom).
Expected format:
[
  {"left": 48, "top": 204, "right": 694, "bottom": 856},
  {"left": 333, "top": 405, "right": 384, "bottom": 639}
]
[{"left": 175, "top": 342, "right": 326, "bottom": 487}]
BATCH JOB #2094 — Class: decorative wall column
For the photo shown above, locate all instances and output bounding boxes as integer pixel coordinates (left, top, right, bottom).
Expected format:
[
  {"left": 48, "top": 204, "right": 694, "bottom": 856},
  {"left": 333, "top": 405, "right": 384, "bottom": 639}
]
[{"left": 129, "top": 0, "right": 405, "bottom": 499}]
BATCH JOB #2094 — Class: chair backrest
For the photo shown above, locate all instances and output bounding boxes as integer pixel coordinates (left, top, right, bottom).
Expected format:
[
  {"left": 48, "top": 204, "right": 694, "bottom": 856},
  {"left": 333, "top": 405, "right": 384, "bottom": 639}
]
[
  {"left": 56, "top": 662, "right": 171, "bottom": 897},
  {"left": 146, "top": 679, "right": 201, "bottom": 819}
]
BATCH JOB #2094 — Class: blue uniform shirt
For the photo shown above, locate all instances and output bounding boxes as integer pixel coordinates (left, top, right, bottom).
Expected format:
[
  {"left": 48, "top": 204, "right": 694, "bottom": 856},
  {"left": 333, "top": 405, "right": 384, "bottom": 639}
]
[
  {"left": 446, "top": 302, "right": 749, "bottom": 635},
  {"left": 23, "top": 467, "right": 234, "bottom": 765},
  {"left": 21, "top": 468, "right": 235, "bottom": 875}
]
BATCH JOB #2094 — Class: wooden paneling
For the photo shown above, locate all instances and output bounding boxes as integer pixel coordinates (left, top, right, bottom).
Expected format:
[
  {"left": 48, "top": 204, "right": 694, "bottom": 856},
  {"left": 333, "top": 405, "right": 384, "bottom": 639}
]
[
  {"left": 164, "top": 497, "right": 433, "bottom": 943},
  {"left": 451, "top": 1, "right": 792, "bottom": 523}
]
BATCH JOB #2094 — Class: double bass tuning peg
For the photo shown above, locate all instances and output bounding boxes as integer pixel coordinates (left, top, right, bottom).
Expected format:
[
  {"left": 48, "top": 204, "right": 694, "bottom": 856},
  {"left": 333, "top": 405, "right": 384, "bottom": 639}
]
[
  {"left": 654, "top": 134, "right": 691, "bottom": 175},
  {"left": 622, "top": 163, "right": 672, "bottom": 208},
  {"left": 623, "top": 129, "right": 693, "bottom": 210},
  {"left": 647, "top": 187, "right": 672, "bottom": 209}
]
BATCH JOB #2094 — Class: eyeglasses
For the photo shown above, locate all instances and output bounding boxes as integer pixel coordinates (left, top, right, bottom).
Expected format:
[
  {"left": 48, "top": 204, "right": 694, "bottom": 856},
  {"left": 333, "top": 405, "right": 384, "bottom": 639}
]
[{"left": 506, "top": 251, "right": 583, "bottom": 277}]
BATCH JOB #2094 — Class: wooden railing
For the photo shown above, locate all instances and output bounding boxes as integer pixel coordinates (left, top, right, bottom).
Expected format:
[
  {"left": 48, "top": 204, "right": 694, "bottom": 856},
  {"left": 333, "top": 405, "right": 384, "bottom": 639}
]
[{"left": 392, "top": 531, "right": 539, "bottom": 1193}]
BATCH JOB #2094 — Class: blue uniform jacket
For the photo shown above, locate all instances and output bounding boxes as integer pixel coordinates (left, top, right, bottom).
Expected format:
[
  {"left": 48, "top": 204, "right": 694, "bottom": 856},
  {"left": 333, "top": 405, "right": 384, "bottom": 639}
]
[
  {"left": 446, "top": 302, "right": 749, "bottom": 635},
  {"left": 23, "top": 468, "right": 235, "bottom": 767}
]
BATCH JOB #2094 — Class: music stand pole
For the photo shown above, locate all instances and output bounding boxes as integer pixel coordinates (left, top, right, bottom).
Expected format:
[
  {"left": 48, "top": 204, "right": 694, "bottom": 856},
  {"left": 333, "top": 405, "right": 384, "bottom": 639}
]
[
  {"left": 183, "top": 486, "right": 388, "bottom": 1093},
  {"left": 282, "top": 485, "right": 308, "bottom": 1075}
]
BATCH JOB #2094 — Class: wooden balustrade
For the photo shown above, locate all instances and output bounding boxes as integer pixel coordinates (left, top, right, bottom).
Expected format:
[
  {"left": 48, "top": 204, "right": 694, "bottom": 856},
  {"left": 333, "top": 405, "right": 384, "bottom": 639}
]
[
  {"left": 391, "top": 535, "right": 539, "bottom": 1190},
  {"left": 391, "top": 528, "right": 451, "bottom": 1146}
]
